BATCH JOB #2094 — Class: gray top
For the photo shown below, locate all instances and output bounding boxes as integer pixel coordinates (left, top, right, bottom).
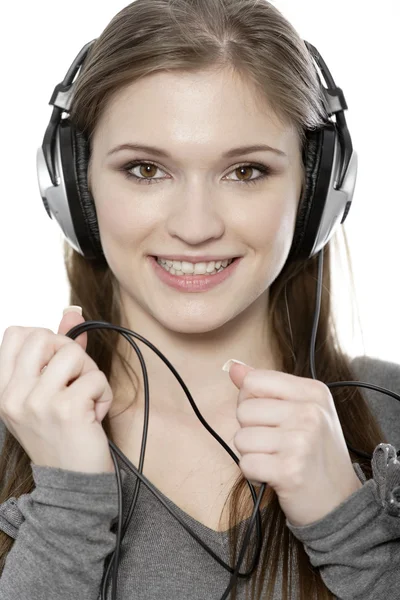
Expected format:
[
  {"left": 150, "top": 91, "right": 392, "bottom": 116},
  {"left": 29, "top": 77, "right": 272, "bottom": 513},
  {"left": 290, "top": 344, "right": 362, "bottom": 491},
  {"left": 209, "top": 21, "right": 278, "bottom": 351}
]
[{"left": 0, "top": 354, "right": 400, "bottom": 600}]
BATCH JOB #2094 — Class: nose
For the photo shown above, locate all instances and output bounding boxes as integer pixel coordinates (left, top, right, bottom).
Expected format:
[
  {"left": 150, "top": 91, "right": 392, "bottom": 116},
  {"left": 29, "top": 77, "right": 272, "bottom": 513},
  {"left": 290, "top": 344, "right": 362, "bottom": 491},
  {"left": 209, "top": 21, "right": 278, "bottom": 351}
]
[{"left": 165, "top": 182, "right": 225, "bottom": 245}]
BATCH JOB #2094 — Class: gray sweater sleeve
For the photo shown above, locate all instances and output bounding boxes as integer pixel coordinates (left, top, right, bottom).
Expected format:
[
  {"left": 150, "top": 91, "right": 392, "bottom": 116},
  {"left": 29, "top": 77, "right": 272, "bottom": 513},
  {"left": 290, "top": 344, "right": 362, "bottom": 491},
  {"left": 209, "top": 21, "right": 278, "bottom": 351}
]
[
  {"left": 286, "top": 443, "right": 400, "bottom": 600},
  {"left": 0, "top": 463, "right": 123, "bottom": 600}
]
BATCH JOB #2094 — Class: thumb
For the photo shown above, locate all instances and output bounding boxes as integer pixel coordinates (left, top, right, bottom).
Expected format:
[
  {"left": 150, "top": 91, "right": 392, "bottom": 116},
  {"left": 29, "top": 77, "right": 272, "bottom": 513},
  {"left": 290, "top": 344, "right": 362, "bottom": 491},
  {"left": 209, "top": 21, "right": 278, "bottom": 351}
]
[
  {"left": 222, "top": 359, "right": 255, "bottom": 389},
  {"left": 58, "top": 306, "right": 87, "bottom": 351}
]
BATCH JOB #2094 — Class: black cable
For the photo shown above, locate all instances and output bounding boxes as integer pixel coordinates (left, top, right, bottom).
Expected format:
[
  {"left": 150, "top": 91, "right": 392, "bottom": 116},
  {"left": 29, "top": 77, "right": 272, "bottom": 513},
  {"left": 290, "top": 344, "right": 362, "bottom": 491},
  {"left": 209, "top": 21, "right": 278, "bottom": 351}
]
[
  {"left": 102, "top": 332, "right": 150, "bottom": 599},
  {"left": 309, "top": 247, "right": 324, "bottom": 381},
  {"left": 308, "top": 251, "right": 399, "bottom": 460},
  {"left": 218, "top": 480, "right": 266, "bottom": 600},
  {"left": 64, "top": 249, "right": 400, "bottom": 599},
  {"left": 64, "top": 322, "right": 265, "bottom": 599}
]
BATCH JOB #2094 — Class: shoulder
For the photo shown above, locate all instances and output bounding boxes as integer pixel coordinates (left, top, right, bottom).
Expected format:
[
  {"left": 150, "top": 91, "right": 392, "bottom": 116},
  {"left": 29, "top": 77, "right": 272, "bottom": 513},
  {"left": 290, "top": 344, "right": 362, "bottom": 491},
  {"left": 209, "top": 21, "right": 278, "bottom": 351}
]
[
  {"left": 350, "top": 354, "right": 400, "bottom": 448},
  {"left": 351, "top": 354, "right": 400, "bottom": 384}
]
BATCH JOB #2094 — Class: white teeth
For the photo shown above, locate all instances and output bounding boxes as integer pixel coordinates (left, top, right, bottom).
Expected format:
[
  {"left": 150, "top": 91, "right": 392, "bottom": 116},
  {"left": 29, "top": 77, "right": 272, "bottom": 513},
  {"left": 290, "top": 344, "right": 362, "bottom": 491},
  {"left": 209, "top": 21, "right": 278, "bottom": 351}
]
[{"left": 157, "top": 257, "right": 234, "bottom": 276}]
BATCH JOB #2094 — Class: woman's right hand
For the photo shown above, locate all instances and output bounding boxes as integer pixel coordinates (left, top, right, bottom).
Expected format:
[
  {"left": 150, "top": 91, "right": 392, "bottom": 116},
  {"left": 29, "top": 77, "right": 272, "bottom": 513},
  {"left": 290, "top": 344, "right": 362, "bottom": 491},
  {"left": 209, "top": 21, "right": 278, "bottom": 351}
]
[{"left": 0, "top": 307, "right": 115, "bottom": 474}]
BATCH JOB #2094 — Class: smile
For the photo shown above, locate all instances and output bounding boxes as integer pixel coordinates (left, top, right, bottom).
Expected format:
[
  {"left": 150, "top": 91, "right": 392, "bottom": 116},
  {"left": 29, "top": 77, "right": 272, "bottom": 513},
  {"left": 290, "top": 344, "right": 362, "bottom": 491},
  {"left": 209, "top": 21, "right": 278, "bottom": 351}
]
[{"left": 149, "top": 256, "right": 241, "bottom": 292}]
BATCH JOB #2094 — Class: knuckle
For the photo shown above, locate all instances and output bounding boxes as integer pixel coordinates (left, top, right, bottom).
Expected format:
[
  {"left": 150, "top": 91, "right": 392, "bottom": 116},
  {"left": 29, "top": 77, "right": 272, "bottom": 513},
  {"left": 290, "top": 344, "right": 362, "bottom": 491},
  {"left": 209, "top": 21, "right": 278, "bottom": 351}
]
[
  {"left": 31, "top": 328, "right": 52, "bottom": 337},
  {"left": 66, "top": 339, "right": 83, "bottom": 355},
  {"left": 42, "top": 327, "right": 54, "bottom": 335},
  {"left": 55, "top": 332, "right": 74, "bottom": 344},
  {"left": 0, "top": 394, "right": 27, "bottom": 425},
  {"left": 0, "top": 382, "right": 17, "bottom": 411},
  {"left": 0, "top": 400, "right": 22, "bottom": 423},
  {"left": 62, "top": 339, "right": 84, "bottom": 362},
  {"left": 92, "top": 369, "right": 108, "bottom": 385},
  {"left": 236, "top": 402, "right": 249, "bottom": 423},
  {"left": 303, "top": 403, "right": 322, "bottom": 427},
  {"left": 240, "top": 453, "right": 262, "bottom": 482},
  {"left": 239, "top": 453, "right": 253, "bottom": 472},
  {"left": 63, "top": 341, "right": 94, "bottom": 368},
  {"left": 2, "top": 326, "right": 54, "bottom": 344},
  {"left": 81, "top": 368, "right": 109, "bottom": 392},
  {"left": 3, "top": 326, "right": 23, "bottom": 340},
  {"left": 2, "top": 326, "right": 26, "bottom": 346},
  {"left": 234, "top": 428, "right": 246, "bottom": 449},
  {"left": 314, "top": 379, "right": 331, "bottom": 399},
  {"left": 27, "top": 329, "right": 52, "bottom": 346}
]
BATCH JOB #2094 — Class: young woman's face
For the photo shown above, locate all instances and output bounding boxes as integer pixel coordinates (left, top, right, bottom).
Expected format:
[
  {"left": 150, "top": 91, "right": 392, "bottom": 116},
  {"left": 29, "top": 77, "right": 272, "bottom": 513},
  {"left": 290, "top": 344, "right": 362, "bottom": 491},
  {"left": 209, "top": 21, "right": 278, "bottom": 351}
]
[{"left": 89, "top": 68, "right": 304, "bottom": 334}]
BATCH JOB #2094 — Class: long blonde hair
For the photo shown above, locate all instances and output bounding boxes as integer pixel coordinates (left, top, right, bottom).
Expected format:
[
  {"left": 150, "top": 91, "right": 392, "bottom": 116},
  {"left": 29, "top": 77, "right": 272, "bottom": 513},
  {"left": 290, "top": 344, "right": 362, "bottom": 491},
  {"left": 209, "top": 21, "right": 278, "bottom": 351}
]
[{"left": 0, "top": 1, "right": 386, "bottom": 598}]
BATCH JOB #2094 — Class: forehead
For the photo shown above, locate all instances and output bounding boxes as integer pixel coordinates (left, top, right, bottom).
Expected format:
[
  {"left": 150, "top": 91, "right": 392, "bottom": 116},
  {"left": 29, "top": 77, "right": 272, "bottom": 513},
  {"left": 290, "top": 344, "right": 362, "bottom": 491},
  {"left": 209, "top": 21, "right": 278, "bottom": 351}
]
[{"left": 93, "top": 68, "right": 299, "bottom": 160}]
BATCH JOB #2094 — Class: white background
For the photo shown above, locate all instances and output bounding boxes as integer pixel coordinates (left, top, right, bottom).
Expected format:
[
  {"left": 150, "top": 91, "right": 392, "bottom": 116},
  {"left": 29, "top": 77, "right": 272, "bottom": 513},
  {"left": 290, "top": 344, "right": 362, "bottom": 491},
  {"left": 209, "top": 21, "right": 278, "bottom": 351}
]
[{"left": 0, "top": 0, "right": 398, "bottom": 364}]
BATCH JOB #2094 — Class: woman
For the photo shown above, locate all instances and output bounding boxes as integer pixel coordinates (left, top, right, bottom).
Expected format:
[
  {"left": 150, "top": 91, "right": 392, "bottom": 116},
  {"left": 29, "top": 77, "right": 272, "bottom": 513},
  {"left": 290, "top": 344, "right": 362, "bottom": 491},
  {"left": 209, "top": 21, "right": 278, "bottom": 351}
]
[{"left": 0, "top": 0, "right": 399, "bottom": 599}]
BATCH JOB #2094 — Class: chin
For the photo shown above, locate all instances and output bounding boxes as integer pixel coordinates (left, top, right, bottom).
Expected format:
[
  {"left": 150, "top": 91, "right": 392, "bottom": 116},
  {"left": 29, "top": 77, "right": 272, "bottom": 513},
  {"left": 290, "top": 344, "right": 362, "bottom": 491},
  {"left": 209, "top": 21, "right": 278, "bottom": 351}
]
[{"left": 156, "top": 312, "right": 233, "bottom": 336}]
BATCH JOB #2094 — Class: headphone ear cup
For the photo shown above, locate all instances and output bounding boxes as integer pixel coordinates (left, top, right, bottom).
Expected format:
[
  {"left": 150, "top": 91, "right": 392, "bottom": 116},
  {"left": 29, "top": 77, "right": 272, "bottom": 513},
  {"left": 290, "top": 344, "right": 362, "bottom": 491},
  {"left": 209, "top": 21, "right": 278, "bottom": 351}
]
[
  {"left": 286, "top": 124, "right": 338, "bottom": 265},
  {"left": 287, "top": 129, "right": 323, "bottom": 262},
  {"left": 58, "top": 120, "right": 106, "bottom": 261},
  {"left": 73, "top": 126, "right": 104, "bottom": 257}
]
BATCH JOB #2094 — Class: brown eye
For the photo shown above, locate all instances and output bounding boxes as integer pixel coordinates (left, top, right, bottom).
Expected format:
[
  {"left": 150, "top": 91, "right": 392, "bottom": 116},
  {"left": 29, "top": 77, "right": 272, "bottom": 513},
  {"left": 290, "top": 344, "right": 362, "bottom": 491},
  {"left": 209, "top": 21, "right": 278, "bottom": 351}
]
[
  {"left": 225, "top": 163, "right": 271, "bottom": 185},
  {"left": 234, "top": 166, "right": 255, "bottom": 181},
  {"left": 121, "top": 160, "right": 272, "bottom": 186},
  {"left": 138, "top": 164, "right": 158, "bottom": 178},
  {"left": 121, "top": 161, "right": 166, "bottom": 185}
]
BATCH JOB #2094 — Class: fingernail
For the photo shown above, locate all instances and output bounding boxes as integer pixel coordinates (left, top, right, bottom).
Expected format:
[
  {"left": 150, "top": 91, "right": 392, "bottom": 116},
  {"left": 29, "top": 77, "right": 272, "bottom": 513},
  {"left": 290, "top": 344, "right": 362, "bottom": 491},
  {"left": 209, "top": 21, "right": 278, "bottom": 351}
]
[
  {"left": 222, "top": 358, "right": 248, "bottom": 372},
  {"left": 63, "top": 305, "right": 82, "bottom": 316}
]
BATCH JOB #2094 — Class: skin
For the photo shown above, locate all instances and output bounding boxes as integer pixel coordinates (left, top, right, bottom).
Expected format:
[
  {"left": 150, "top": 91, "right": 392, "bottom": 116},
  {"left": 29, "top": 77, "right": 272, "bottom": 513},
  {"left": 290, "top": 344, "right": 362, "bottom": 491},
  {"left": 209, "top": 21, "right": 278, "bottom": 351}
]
[
  {"left": 229, "top": 362, "right": 363, "bottom": 527},
  {"left": 88, "top": 66, "right": 304, "bottom": 427},
  {"left": 85, "top": 67, "right": 363, "bottom": 527}
]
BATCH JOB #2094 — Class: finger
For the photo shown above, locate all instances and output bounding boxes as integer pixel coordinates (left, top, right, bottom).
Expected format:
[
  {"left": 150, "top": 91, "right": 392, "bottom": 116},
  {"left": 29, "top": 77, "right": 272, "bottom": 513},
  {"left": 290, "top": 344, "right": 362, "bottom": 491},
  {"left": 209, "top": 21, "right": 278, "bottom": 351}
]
[
  {"left": 237, "top": 369, "right": 328, "bottom": 406},
  {"left": 37, "top": 340, "right": 100, "bottom": 392},
  {"left": 64, "top": 369, "right": 113, "bottom": 423},
  {"left": 0, "top": 327, "right": 55, "bottom": 396},
  {"left": 240, "top": 452, "right": 280, "bottom": 486},
  {"left": 234, "top": 426, "right": 282, "bottom": 455},
  {"left": 57, "top": 310, "right": 87, "bottom": 351},
  {"left": 236, "top": 397, "right": 294, "bottom": 427},
  {"left": 12, "top": 330, "right": 76, "bottom": 381}
]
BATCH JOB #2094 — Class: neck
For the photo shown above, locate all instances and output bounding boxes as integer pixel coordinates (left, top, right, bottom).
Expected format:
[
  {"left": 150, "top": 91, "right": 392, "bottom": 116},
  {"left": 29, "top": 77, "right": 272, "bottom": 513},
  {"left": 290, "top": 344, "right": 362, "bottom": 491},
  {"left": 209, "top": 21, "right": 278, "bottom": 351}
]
[{"left": 108, "top": 292, "right": 282, "bottom": 422}]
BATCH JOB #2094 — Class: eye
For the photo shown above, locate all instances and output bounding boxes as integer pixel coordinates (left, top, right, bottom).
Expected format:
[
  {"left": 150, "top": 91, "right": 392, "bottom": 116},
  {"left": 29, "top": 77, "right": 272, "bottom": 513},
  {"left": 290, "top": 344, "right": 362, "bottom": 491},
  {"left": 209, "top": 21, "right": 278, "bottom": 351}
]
[
  {"left": 120, "top": 160, "right": 273, "bottom": 186},
  {"left": 122, "top": 161, "right": 166, "bottom": 184},
  {"left": 224, "top": 164, "right": 272, "bottom": 185}
]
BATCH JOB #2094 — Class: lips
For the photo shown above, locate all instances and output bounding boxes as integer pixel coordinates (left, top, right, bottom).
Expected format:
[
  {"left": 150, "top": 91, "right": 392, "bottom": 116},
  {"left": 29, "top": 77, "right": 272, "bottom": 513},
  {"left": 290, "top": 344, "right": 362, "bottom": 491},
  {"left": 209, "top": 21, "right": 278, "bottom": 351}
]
[
  {"left": 149, "top": 255, "right": 242, "bottom": 292},
  {"left": 153, "top": 255, "right": 239, "bottom": 263}
]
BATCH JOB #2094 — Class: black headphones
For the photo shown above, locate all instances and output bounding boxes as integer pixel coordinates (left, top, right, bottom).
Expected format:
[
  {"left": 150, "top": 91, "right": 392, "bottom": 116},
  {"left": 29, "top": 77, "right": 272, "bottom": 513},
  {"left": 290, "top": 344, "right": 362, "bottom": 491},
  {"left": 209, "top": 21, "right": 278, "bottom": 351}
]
[{"left": 36, "top": 39, "right": 358, "bottom": 267}]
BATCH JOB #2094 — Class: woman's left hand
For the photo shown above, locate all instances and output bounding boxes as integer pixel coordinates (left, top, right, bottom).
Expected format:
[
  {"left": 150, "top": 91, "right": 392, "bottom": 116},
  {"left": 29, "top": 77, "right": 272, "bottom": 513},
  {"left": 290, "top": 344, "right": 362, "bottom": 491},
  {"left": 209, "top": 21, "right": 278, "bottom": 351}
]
[{"left": 226, "top": 361, "right": 363, "bottom": 528}]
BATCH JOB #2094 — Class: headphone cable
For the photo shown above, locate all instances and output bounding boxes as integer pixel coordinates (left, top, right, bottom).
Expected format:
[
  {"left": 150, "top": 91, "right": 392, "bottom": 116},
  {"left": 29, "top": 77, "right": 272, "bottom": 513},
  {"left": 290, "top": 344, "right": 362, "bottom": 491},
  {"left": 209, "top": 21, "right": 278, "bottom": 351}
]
[{"left": 64, "top": 250, "right": 400, "bottom": 599}]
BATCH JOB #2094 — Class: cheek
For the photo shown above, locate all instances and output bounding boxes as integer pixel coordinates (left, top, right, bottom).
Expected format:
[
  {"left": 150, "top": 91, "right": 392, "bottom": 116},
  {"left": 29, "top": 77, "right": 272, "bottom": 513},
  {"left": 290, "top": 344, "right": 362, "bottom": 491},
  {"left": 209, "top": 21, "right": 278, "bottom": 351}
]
[
  {"left": 246, "top": 196, "right": 297, "bottom": 253},
  {"left": 93, "top": 179, "right": 160, "bottom": 246}
]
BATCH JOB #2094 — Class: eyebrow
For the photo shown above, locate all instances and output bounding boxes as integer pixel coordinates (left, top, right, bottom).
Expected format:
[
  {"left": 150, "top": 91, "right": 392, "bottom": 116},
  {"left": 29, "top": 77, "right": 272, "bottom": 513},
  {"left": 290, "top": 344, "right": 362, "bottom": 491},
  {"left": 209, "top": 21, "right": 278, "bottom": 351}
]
[{"left": 106, "top": 142, "right": 287, "bottom": 159}]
